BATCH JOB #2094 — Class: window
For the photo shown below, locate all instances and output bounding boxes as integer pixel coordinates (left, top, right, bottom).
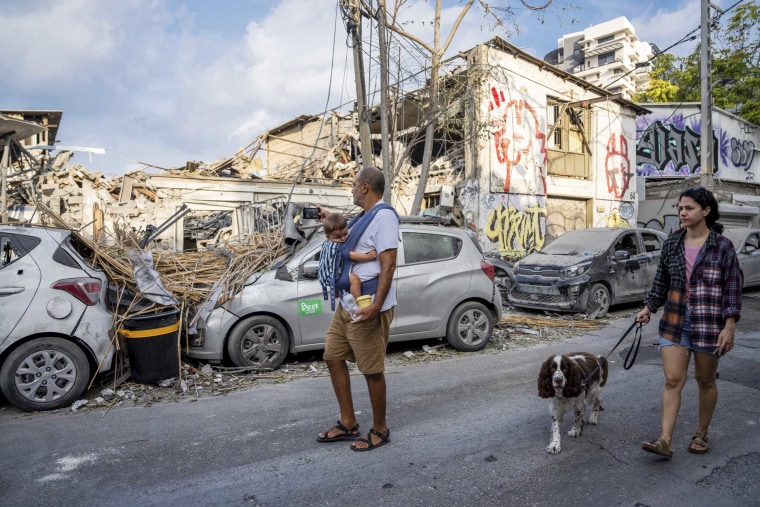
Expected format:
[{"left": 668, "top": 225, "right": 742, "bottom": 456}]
[
  {"left": 546, "top": 98, "right": 591, "bottom": 178},
  {"left": 642, "top": 232, "right": 664, "bottom": 253},
  {"left": 598, "top": 51, "right": 616, "bottom": 65},
  {"left": 615, "top": 234, "right": 639, "bottom": 255},
  {"left": 1, "top": 236, "right": 22, "bottom": 267},
  {"left": 402, "top": 232, "right": 461, "bottom": 265},
  {"left": 746, "top": 233, "right": 759, "bottom": 250},
  {"left": 423, "top": 192, "right": 440, "bottom": 210},
  {"left": 598, "top": 34, "right": 615, "bottom": 44},
  {"left": 613, "top": 68, "right": 623, "bottom": 75}
]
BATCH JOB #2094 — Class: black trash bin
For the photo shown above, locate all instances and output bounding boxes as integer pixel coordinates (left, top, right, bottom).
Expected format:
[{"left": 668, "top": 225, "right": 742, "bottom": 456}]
[{"left": 119, "top": 308, "right": 180, "bottom": 383}]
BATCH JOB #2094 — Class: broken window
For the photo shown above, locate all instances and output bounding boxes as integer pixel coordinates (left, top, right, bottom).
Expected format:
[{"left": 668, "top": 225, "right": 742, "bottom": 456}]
[{"left": 546, "top": 98, "right": 591, "bottom": 179}]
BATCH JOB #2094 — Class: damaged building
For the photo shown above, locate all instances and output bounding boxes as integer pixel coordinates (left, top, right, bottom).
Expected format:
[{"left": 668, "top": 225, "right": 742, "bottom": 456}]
[{"left": 7, "top": 36, "right": 760, "bottom": 262}]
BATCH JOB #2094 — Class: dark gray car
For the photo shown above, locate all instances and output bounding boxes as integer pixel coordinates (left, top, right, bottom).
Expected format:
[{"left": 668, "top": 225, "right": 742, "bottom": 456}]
[
  {"left": 187, "top": 222, "right": 503, "bottom": 369},
  {"left": 508, "top": 227, "right": 667, "bottom": 318}
]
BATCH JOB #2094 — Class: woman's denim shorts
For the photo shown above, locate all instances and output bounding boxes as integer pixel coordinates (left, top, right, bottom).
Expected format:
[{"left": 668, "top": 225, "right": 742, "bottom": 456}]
[{"left": 658, "top": 311, "right": 715, "bottom": 354}]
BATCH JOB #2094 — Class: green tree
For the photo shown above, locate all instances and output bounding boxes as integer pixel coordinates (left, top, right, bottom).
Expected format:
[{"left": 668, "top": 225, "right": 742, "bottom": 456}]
[{"left": 636, "top": 1, "right": 760, "bottom": 124}]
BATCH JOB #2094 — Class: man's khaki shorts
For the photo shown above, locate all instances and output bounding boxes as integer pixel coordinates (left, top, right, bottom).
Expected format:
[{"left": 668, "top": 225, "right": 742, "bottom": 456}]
[{"left": 323, "top": 306, "right": 394, "bottom": 374}]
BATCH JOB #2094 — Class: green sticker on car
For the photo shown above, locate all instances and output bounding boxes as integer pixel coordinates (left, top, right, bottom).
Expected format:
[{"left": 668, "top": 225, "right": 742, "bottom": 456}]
[{"left": 299, "top": 299, "right": 323, "bottom": 316}]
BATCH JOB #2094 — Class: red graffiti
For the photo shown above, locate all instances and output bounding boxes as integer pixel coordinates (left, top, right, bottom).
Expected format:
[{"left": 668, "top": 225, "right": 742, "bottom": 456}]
[
  {"left": 605, "top": 134, "right": 631, "bottom": 199},
  {"left": 490, "top": 87, "right": 546, "bottom": 193}
]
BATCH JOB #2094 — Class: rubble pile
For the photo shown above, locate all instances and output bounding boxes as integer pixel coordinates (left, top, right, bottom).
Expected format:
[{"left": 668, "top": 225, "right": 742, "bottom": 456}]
[{"left": 43, "top": 309, "right": 623, "bottom": 414}]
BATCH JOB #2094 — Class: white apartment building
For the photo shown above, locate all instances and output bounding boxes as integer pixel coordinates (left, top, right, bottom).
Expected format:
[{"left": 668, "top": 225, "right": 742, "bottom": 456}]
[{"left": 543, "top": 16, "right": 657, "bottom": 100}]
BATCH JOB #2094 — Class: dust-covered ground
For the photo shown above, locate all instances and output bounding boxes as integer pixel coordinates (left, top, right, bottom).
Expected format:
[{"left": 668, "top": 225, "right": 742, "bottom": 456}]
[{"left": 3, "top": 304, "right": 641, "bottom": 416}]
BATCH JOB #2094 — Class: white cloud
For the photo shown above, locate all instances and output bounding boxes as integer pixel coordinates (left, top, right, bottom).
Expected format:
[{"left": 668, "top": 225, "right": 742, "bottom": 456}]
[{"left": 6, "top": 0, "right": 719, "bottom": 176}]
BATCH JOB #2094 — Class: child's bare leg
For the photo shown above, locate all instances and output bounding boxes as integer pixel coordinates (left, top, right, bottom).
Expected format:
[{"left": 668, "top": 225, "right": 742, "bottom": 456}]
[{"left": 349, "top": 272, "right": 362, "bottom": 299}]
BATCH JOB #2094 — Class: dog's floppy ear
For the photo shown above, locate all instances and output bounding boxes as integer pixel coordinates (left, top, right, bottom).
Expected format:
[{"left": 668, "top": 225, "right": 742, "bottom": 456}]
[
  {"left": 563, "top": 360, "right": 584, "bottom": 398},
  {"left": 537, "top": 357, "right": 555, "bottom": 398}
]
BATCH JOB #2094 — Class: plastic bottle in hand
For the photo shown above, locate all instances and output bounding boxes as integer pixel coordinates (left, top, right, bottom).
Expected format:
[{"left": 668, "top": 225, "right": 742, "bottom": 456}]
[{"left": 340, "top": 292, "right": 360, "bottom": 320}]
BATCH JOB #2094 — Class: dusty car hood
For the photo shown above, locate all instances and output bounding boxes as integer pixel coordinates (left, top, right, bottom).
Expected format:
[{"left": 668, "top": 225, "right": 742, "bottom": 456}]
[{"left": 517, "top": 252, "right": 596, "bottom": 270}]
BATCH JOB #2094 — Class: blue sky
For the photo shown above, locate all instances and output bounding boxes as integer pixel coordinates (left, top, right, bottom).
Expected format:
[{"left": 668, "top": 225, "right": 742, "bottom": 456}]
[{"left": 0, "top": 0, "right": 730, "bottom": 176}]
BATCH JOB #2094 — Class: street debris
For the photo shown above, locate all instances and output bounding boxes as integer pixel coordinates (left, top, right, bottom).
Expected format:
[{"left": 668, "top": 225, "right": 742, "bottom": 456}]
[{"left": 0, "top": 307, "right": 630, "bottom": 416}]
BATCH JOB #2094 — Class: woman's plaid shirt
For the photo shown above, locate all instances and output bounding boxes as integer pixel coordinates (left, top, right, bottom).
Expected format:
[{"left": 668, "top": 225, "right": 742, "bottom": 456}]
[{"left": 643, "top": 228, "right": 742, "bottom": 348}]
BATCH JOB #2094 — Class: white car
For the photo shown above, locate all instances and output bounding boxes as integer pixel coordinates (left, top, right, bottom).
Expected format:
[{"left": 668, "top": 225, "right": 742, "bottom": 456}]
[
  {"left": 187, "top": 221, "right": 503, "bottom": 369},
  {"left": 722, "top": 227, "right": 760, "bottom": 289},
  {"left": 0, "top": 225, "right": 114, "bottom": 411}
]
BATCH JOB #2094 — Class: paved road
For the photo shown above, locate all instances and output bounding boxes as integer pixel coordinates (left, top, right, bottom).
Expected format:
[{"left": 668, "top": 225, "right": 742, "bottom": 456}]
[{"left": 1, "top": 292, "right": 759, "bottom": 507}]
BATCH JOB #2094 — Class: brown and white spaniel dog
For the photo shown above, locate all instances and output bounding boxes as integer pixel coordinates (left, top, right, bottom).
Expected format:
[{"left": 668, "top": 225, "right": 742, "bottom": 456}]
[{"left": 537, "top": 352, "right": 608, "bottom": 454}]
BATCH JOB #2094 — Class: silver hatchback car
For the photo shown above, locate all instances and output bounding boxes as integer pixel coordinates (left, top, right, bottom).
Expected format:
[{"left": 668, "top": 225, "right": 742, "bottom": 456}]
[
  {"left": 187, "top": 222, "right": 503, "bottom": 369},
  {"left": 722, "top": 227, "right": 760, "bottom": 289},
  {"left": 0, "top": 225, "right": 115, "bottom": 411}
]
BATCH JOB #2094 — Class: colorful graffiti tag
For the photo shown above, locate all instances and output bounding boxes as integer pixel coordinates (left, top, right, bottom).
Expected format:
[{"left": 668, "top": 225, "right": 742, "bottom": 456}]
[
  {"left": 484, "top": 200, "right": 546, "bottom": 255},
  {"left": 636, "top": 120, "right": 718, "bottom": 175},
  {"left": 489, "top": 87, "right": 547, "bottom": 194},
  {"left": 605, "top": 134, "right": 631, "bottom": 198}
]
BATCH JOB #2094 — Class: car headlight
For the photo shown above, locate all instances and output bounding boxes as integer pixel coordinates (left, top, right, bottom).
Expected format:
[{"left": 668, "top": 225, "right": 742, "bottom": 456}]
[{"left": 561, "top": 263, "right": 591, "bottom": 278}]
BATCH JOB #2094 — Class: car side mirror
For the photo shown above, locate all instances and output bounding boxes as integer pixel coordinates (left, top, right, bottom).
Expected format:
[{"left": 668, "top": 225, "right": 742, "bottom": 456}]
[
  {"left": 302, "top": 260, "right": 319, "bottom": 279},
  {"left": 613, "top": 250, "right": 630, "bottom": 260},
  {"left": 745, "top": 245, "right": 757, "bottom": 253}
]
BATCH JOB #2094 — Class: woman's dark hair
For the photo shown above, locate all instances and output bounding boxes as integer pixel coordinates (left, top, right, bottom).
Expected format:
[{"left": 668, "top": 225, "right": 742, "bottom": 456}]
[{"left": 679, "top": 186, "right": 723, "bottom": 233}]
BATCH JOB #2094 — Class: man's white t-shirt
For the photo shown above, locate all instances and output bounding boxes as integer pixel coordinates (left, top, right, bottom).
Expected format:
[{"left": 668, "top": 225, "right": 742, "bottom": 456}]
[{"left": 350, "top": 203, "right": 400, "bottom": 311}]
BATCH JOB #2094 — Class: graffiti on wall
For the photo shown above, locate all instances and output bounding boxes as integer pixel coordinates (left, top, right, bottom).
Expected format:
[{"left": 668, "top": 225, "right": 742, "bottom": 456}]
[
  {"left": 595, "top": 202, "right": 635, "bottom": 228},
  {"left": 482, "top": 193, "right": 546, "bottom": 255},
  {"left": 727, "top": 136, "right": 756, "bottom": 180},
  {"left": 636, "top": 120, "right": 718, "bottom": 175},
  {"left": 637, "top": 114, "right": 756, "bottom": 181},
  {"left": 459, "top": 179, "right": 480, "bottom": 232},
  {"left": 605, "top": 134, "right": 631, "bottom": 199},
  {"left": 489, "top": 87, "right": 547, "bottom": 195},
  {"left": 638, "top": 214, "right": 682, "bottom": 235}
]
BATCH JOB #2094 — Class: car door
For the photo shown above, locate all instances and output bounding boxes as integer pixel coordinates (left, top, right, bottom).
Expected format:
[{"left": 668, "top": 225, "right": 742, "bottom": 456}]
[
  {"left": 639, "top": 231, "right": 664, "bottom": 293},
  {"left": 609, "top": 232, "right": 643, "bottom": 303},
  {"left": 295, "top": 243, "right": 339, "bottom": 346},
  {"left": 393, "top": 230, "right": 472, "bottom": 336},
  {"left": 0, "top": 233, "right": 42, "bottom": 346}
]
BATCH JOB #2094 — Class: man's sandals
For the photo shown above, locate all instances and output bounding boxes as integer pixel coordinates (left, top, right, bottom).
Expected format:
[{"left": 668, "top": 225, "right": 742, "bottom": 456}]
[
  {"left": 350, "top": 428, "right": 390, "bottom": 452},
  {"left": 688, "top": 432, "right": 710, "bottom": 454},
  {"left": 316, "top": 421, "right": 360, "bottom": 442}
]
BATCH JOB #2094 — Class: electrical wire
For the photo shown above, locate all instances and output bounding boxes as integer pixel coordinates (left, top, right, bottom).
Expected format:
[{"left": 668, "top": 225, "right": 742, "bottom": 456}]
[{"left": 284, "top": 0, "right": 342, "bottom": 210}]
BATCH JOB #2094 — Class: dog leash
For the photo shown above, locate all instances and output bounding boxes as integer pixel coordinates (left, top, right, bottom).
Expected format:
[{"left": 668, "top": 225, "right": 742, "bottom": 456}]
[{"left": 582, "top": 320, "right": 643, "bottom": 387}]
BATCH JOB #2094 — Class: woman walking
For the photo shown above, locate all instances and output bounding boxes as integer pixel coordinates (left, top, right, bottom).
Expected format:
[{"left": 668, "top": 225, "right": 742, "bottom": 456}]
[{"left": 636, "top": 186, "right": 741, "bottom": 458}]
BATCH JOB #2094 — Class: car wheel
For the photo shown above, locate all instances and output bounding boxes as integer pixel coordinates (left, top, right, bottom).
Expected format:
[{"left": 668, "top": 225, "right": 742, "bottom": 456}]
[
  {"left": 586, "top": 283, "right": 610, "bottom": 318},
  {"left": 445, "top": 301, "right": 494, "bottom": 352},
  {"left": 0, "top": 338, "right": 90, "bottom": 412},
  {"left": 227, "top": 315, "right": 290, "bottom": 369}
]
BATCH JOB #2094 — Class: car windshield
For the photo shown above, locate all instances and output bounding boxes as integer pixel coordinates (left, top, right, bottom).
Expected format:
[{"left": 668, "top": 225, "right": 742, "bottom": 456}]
[{"left": 541, "top": 230, "right": 615, "bottom": 255}]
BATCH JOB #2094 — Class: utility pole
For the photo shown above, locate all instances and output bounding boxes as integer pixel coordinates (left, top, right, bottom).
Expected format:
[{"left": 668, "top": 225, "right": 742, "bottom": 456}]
[
  {"left": 376, "top": 1, "right": 392, "bottom": 201},
  {"left": 699, "top": 0, "right": 715, "bottom": 189},
  {"left": 345, "top": 0, "right": 373, "bottom": 168}
]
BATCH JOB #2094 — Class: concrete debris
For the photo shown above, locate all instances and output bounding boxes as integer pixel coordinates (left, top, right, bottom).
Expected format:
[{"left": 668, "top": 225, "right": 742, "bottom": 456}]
[
  {"left": 100, "top": 389, "right": 116, "bottom": 401},
  {"left": 70, "top": 399, "right": 88, "bottom": 411}
]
